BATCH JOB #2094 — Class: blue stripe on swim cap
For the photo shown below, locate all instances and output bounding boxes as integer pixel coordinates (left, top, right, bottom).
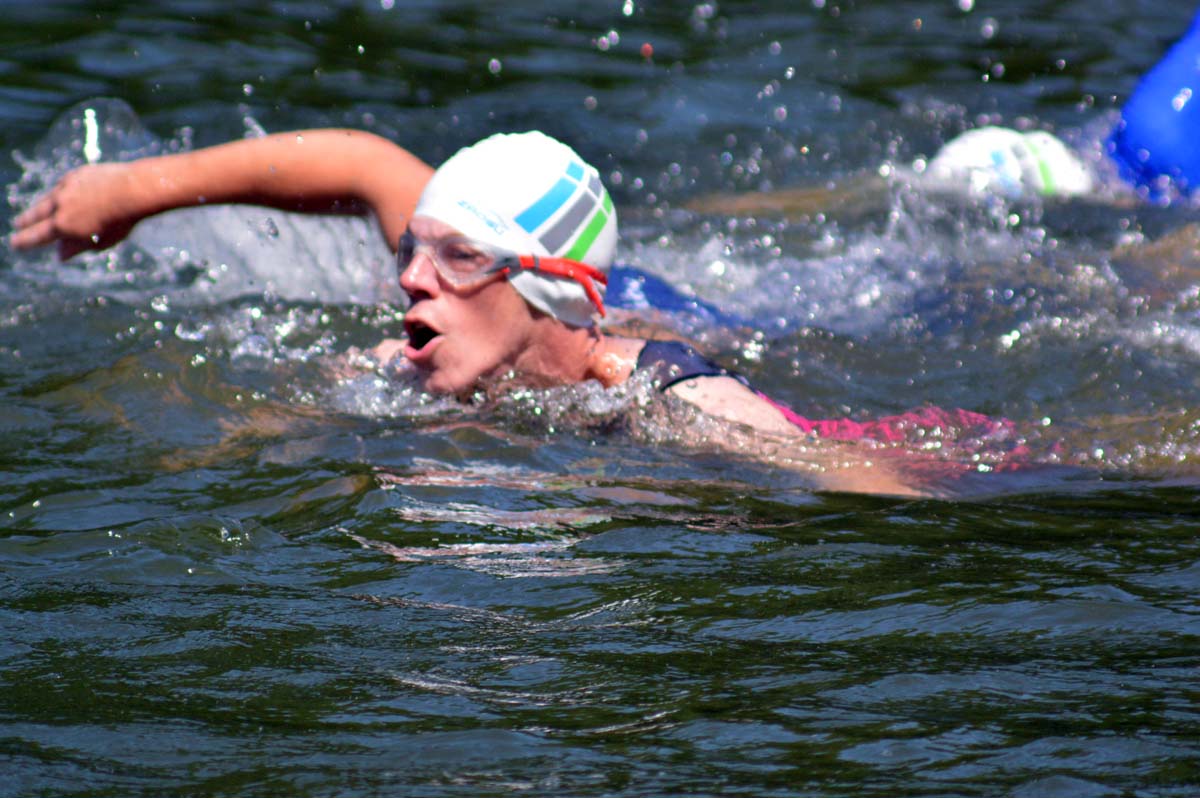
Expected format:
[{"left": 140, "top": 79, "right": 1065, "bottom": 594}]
[
  {"left": 990, "top": 147, "right": 1021, "bottom": 195},
  {"left": 514, "top": 161, "right": 585, "bottom": 233},
  {"left": 515, "top": 176, "right": 577, "bottom": 232}
]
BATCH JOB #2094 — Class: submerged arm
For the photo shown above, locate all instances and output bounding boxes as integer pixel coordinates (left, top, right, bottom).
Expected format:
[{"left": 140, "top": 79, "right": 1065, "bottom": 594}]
[{"left": 10, "top": 129, "right": 433, "bottom": 259}]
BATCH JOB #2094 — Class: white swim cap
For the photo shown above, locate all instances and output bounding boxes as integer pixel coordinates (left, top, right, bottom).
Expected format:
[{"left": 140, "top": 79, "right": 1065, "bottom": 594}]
[
  {"left": 924, "top": 126, "right": 1093, "bottom": 199},
  {"left": 413, "top": 131, "right": 617, "bottom": 328}
]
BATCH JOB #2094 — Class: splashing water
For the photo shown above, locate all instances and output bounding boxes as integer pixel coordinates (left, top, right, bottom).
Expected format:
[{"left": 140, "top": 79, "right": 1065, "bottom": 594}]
[{"left": 10, "top": 99, "right": 1200, "bottom": 483}]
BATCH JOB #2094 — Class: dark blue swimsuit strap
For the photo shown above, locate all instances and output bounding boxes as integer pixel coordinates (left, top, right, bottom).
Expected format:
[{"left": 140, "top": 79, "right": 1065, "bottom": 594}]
[{"left": 636, "top": 339, "right": 748, "bottom": 392}]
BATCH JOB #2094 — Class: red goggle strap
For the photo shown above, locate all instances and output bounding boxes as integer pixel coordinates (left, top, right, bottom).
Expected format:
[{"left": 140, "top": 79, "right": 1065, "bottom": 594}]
[{"left": 510, "top": 254, "right": 609, "bottom": 318}]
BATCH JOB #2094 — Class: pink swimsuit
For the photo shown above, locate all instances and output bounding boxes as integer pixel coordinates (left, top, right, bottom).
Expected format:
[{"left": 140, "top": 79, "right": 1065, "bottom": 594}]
[{"left": 637, "top": 339, "right": 1021, "bottom": 448}]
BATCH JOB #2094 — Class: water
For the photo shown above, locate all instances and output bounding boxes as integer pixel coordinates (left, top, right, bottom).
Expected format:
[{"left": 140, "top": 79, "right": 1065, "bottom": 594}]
[{"left": 3, "top": 1, "right": 1200, "bottom": 795}]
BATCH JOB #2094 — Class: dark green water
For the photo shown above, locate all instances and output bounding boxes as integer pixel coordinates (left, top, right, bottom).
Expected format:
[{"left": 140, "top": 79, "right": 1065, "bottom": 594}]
[{"left": 3, "top": 2, "right": 1200, "bottom": 796}]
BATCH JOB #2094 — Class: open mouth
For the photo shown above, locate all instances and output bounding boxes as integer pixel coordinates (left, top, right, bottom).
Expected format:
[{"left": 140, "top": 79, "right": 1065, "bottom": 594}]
[{"left": 405, "top": 319, "right": 441, "bottom": 352}]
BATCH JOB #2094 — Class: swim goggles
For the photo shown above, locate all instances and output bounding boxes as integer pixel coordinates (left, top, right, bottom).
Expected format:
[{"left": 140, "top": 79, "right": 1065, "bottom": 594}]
[{"left": 397, "top": 231, "right": 608, "bottom": 317}]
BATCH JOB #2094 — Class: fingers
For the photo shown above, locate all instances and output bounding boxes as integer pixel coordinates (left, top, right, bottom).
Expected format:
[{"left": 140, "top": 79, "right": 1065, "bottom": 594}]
[
  {"left": 10, "top": 182, "right": 92, "bottom": 259},
  {"left": 9, "top": 214, "right": 58, "bottom": 251},
  {"left": 11, "top": 192, "right": 92, "bottom": 260},
  {"left": 11, "top": 166, "right": 130, "bottom": 259},
  {"left": 10, "top": 214, "right": 88, "bottom": 261},
  {"left": 13, "top": 193, "right": 46, "bottom": 225},
  {"left": 13, "top": 192, "right": 54, "bottom": 228},
  {"left": 11, "top": 187, "right": 64, "bottom": 251}
]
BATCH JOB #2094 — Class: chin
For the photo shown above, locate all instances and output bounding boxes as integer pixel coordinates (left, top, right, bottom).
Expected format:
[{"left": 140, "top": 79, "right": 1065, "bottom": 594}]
[
  {"left": 419, "top": 373, "right": 454, "bottom": 396},
  {"left": 419, "top": 367, "right": 475, "bottom": 398}
]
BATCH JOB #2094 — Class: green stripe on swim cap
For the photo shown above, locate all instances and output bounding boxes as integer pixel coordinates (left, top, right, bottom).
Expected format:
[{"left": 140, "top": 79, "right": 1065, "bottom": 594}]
[
  {"left": 1022, "top": 135, "right": 1057, "bottom": 196},
  {"left": 564, "top": 189, "right": 613, "bottom": 262}
]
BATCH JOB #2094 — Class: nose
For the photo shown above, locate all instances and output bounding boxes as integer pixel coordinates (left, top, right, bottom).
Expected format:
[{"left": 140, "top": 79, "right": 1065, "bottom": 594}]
[{"left": 398, "top": 244, "right": 439, "bottom": 298}]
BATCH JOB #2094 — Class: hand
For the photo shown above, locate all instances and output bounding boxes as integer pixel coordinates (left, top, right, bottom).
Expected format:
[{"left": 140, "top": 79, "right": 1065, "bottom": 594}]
[{"left": 10, "top": 163, "right": 141, "bottom": 260}]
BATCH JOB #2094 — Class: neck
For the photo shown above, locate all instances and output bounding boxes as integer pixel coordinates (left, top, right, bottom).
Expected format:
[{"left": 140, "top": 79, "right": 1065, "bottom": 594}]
[{"left": 486, "top": 318, "right": 642, "bottom": 392}]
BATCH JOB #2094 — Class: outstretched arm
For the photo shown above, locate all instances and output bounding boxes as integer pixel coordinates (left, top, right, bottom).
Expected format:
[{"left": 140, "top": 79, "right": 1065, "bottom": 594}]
[{"left": 10, "top": 129, "right": 434, "bottom": 259}]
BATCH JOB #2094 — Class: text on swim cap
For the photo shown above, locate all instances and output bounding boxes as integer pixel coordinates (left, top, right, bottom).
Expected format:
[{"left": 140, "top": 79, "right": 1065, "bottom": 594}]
[{"left": 455, "top": 199, "right": 510, "bottom": 236}]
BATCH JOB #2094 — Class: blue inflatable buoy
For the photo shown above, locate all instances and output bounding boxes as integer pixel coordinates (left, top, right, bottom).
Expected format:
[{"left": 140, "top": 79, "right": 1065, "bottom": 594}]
[{"left": 1108, "top": 10, "right": 1200, "bottom": 195}]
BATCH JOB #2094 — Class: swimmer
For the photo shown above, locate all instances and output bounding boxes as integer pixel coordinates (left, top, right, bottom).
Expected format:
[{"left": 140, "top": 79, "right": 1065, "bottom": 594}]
[
  {"left": 10, "top": 126, "right": 1023, "bottom": 498},
  {"left": 928, "top": 3, "right": 1200, "bottom": 205},
  {"left": 695, "top": 6, "right": 1200, "bottom": 215}
]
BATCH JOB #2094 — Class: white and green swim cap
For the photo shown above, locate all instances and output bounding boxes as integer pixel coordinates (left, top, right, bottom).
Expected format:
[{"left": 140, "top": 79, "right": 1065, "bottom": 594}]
[
  {"left": 924, "top": 126, "right": 1093, "bottom": 199},
  {"left": 413, "top": 131, "right": 618, "bottom": 328}
]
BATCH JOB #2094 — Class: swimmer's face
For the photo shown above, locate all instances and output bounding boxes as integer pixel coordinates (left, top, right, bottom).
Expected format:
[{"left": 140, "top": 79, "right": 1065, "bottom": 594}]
[{"left": 399, "top": 216, "right": 540, "bottom": 395}]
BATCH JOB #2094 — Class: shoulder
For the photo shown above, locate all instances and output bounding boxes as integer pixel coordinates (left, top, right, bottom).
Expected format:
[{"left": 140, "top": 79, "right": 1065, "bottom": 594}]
[
  {"left": 635, "top": 339, "right": 742, "bottom": 389},
  {"left": 633, "top": 340, "right": 797, "bottom": 435},
  {"left": 666, "top": 373, "right": 797, "bottom": 436}
]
